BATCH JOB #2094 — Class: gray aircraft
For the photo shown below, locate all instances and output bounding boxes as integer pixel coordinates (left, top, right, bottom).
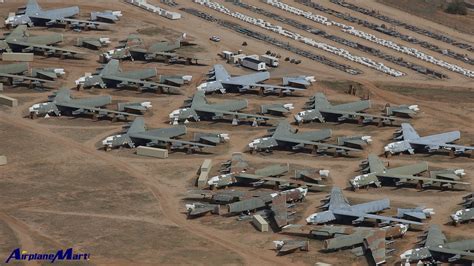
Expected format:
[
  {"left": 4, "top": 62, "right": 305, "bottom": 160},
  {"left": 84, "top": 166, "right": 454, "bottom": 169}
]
[
  {"left": 102, "top": 34, "right": 198, "bottom": 64},
  {"left": 28, "top": 88, "right": 149, "bottom": 120},
  {"left": 168, "top": 91, "right": 272, "bottom": 126},
  {"left": 384, "top": 123, "right": 474, "bottom": 157},
  {"left": 451, "top": 194, "right": 474, "bottom": 225},
  {"left": 197, "top": 64, "right": 304, "bottom": 95},
  {"left": 400, "top": 225, "right": 474, "bottom": 263},
  {"left": 0, "top": 25, "right": 84, "bottom": 58},
  {"left": 4, "top": 0, "right": 109, "bottom": 30},
  {"left": 259, "top": 103, "right": 294, "bottom": 116},
  {"left": 207, "top": 153, "right": 326, "bottom": 190},
  {"left": 305, "top": 187, "right": 423, "bottom": 226},
  {"left": 350, "top": 154, "right": 469, "bottom": 190},
  {"left": 102, "top": 117, "right": 226, "bottom": 152},
  {"left": 0, "top": 62, "right": 54, "bottom": 87},
  {"left": 273, "top": 240, "right": 309, "bottom": 255},
  {"left": 247, "top": 120, "right": 365, "bottom": 156},
  {"left": 75, "top": 59, "right": 180, "bottom": 93},
  {"left": 75, "top": 37, "right": 110, "bottom": 50},
  {"left": 395, "top": 207, "right": 435, "bottom": 222},
  {"left": 294, "top": 93, "right": 404, "bottom": 126},
  {"left": 309, "top": 224, "right": 407, "bottom": 265},
  {"left": 384, "top": 104, "right": 420, "bottom": 118}
]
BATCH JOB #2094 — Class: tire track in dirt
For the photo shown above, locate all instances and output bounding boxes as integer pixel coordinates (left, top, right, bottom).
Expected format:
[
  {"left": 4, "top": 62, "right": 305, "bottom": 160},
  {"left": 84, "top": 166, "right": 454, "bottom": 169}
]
[{"left": 0, "top": 113, "right": 289, "bottom": 265}]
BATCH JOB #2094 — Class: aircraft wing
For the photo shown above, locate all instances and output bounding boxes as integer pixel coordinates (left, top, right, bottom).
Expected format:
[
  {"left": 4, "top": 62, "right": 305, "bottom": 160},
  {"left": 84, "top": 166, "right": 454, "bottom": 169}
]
[
  {"left": 385, "top": 162, "right": 429, "bottom": 176},
  {"left": 275, "top": 137, "right": 362, "bottom": 152},
  {"left": 59, "top": 18, "right": 108, "bottom": 27},
  {"left": 102, "top": 75, "right": 180, "bottom": 91},
  {"left": 350, "top": 199, "right": 391, "bottom": 214},
  {"left": 402, "top": 211, "right": 429, "bottom": 221},
  {"left": 7, "top": 40, "right": 85, "bottom": 55},
  {"left": 428, "top": 247, "right": 474, "bottom": 262},
  {"left": 412, "top": 131, "right": 461, "bottom": 146},
  {"left": 333, "top": 210, "right": 423, "bottom": 225},
  {"left": 367, "top": 154, "right": 385, "bottom": 173},
  {"left": 212, "top": 64, "right": 231, "bottom": 81},
  {"left": 235, "top": 174, "right": 326, "bottom": 188},
  {"left": 196, "top": 106, "right": 273, "bottom": 120},
  {"left": 129, "top": 133, "right": 214, "bottom": 148},
  {"left": 81, "top": 39, "right": 102, "bottom": 49},
  {"left": 375, "top": 173, "right": 470, "bottom": 187},
  {"left": 57, "top": 102, "right": 140, "bottom": 117},
  {"left": 327, "top": 187, "right": 350, "bottom": 209},
  {"left": 0, "top": 73, "right": 53, "bottom": 83},
  {"left": 363, "top": 229, "right": 388, "bottom": 265},
  {"left": 331, "top": 100, "right": 371, "bottom": 112},
  {"left": 245, "top": 83, "right": 306, "bottom": 91},
  {"left": 140, "top": 126, "right": 187, "bottom": 138},
  {"left": 415, "top": 143, "right": 474, "bottom": 153},
  {"left": 320, "top": 109, "right": 405, "bottom": 122},
  {"left": 264, "top": 105, "right": 292, "bottom": 114}
]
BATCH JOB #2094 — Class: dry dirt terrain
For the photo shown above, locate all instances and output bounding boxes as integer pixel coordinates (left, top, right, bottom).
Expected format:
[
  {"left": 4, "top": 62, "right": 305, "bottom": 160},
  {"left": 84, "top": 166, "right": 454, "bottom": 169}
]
[{"left": 0, "top": 0, "right": 473, "bottom": 265}]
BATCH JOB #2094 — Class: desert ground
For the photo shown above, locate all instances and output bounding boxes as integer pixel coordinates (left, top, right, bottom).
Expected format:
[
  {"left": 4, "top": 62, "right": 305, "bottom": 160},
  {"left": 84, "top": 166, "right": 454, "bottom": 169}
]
[{"left": 0, "top": 0, "right": 473, "bottom": 265}]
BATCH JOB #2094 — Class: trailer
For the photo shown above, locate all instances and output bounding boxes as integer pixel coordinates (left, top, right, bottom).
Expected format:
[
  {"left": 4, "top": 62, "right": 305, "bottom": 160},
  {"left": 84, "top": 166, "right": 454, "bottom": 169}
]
[
  {"left": 260, "top": 54, "right": 279, "bottom": 67},
  {"left": 241, "top": 57, "right": 266, "bottom": 71}
]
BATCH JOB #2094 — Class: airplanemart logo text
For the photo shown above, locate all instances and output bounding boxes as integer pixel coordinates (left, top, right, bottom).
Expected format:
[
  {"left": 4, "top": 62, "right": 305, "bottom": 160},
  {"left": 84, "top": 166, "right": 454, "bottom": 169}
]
[{"left": 5, "top": 248, "right": 90, "bottom": 263}]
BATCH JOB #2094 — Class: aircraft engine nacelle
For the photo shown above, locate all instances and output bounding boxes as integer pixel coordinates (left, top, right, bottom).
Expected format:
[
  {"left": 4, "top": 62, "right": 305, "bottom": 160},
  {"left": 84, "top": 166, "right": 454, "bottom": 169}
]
[
  {"left": 29, "top": 102, "right": 59, "bottom": 116},
  {"left": 102, "top": 134, "right": 133, "bottom": 149},
  {"left": 384, "top": 141, "right": 411, "bottom": 154},
  {"left": 197, "top": 81, "right": 224, "bottom": 93},
  {"left": 168, "top": 108, "right": 198, "bottom": 125},
  {"left": 294, "top": 109, "right": 324, "bottom": 124}
]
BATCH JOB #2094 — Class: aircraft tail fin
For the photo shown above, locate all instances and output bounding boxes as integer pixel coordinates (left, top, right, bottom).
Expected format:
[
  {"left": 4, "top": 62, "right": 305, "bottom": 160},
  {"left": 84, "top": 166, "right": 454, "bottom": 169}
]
[
  {"left": 400, "top": 123, "right": 420, "bottom": 140},
  {"left": 100, "top": 59, "right": 120, "bottom": 76},
  {"left": 26, "top": 0, "right": 41, "bottom": 12},
  {"left": 126, "top": 117, "right": 146, "bottom": 134},
  {"left": 313, "top": 93, "right": 331, "bottom": 108},
  {"left": 191, "top": 91, "right": 208, "bottom": 107},
  {"left": 52, "top": 88, "right": 72, "bottom": 102}
]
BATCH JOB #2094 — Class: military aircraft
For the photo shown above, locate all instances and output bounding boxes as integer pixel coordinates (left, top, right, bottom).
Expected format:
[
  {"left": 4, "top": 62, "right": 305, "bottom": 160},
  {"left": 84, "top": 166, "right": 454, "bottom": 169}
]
[
  {"left": 310, "top": 224, "right": 407, "bottom": 265},
  {"left": 4, "top": 0, "right": 110, "bottom": 30},
  {"left": 305, "top": 187, "right": 423, "bottom": 226},
  {"left": 169, "top": 91, "right": 272, "bottom": 126},
  {"left": 383, "top": 104, "right": 420, "bottom": 118},
  {"left": 102, "top": 117, "right": 227, "bottom": 153},
  {"left": 75, "top": 59, "right": 180, "bottom": 93},
  {"left": 207, "top": 153, "right": 327, "bottom": 190},
  {"left": 102, "top": 34, "right": 199, "bottom": 64},
  {"left": 384, "top": 123, "right": 474, "bottom": 157},
  {"left": 28, "top": 88, "right": 149, "bottom": 120},
  {"left": 0, "top": 25, "right": 84, "bottom": 58},
  {"left": 259, "top": 103, "right": 294, "bottom": 116},
  {"left": 273, "top": 240, "right": 309, "bottom": 255},
  {"left": 197, "top": 64, "right": 304, "bottom": 96},
  {"left": 395, "top": 207, "right": 435, "bottom": 222},
  {"left": 75, "top": 37, "right": 110, "bottom": 50},
  {"left": 400, "top": 225, "right": 474, "bottom": 263},
  {"left": 294, "top": 93, "right": 404, "bottom": 126},
  {"left": 248, "top": 120, "right": 366, "bottom": 156},
  {"left": 349, "top": 154, "right": 469, "bottom": 190},
  {"left": 451, "top": 194, "right": 474, "bottom": 225},
  {"left": 0, "top": 62, "right": 54, "bottom": 87},
  {"left": 282, "top": 75, "right": 316, "bottom": 88}
]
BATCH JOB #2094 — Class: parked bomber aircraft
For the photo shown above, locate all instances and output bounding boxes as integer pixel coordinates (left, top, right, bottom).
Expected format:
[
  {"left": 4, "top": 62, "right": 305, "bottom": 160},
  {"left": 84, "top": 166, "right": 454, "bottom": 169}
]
[
  {"left": 76, "top": 37, "right": 111, "bottom": 50},
  {"left": 310, "top": 224, "right": 407, "bottom": 265},
  {"left": 169, "top": 91, "right": 272, "bottom": 126},
  {"left": 350, "top": 154, "right": 469, "bottom": 190},
  {"left": 306, "top": 187, "right": 423, "bottom": 226},
  {"left": 197, "top": 64, "right": 304, "bottom": 95},
  {"left": 451, "top": 194, "right": 474, "bottom": 225},
  {"left": 75, "top": 59, "right": 180, "bottom": 93},
  {"left": 28, "top": 88, "right": 149, "bottom": 120},
  {"left": 4, "top": 0, "right": 110, "bottom": 30},
  {"left": 0, "top": 62, "right": 53, "bottom": 87},
  {"left": 102, "top": 34, "right": 200, "bottom": 64},
  {"left": 294, "top": 93, "right": 405, "bottom": 126},
  {"left": 0, "top": 25, "right": 84, "bottom": 58},
  {"left": 400, "top": 225, "right": 474, "bottom": 263},
  {"left": 102, "top": 117, "right": 228, "bottom": 152},
  {"left": 248, "top": 120, "right": 366, "bottom": 156},
  {"left": 207, "top": 153, "right": 327, "bottom": 190},
  {"left": 384, "top": 123, "right": 474, "bottom": 157}
]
